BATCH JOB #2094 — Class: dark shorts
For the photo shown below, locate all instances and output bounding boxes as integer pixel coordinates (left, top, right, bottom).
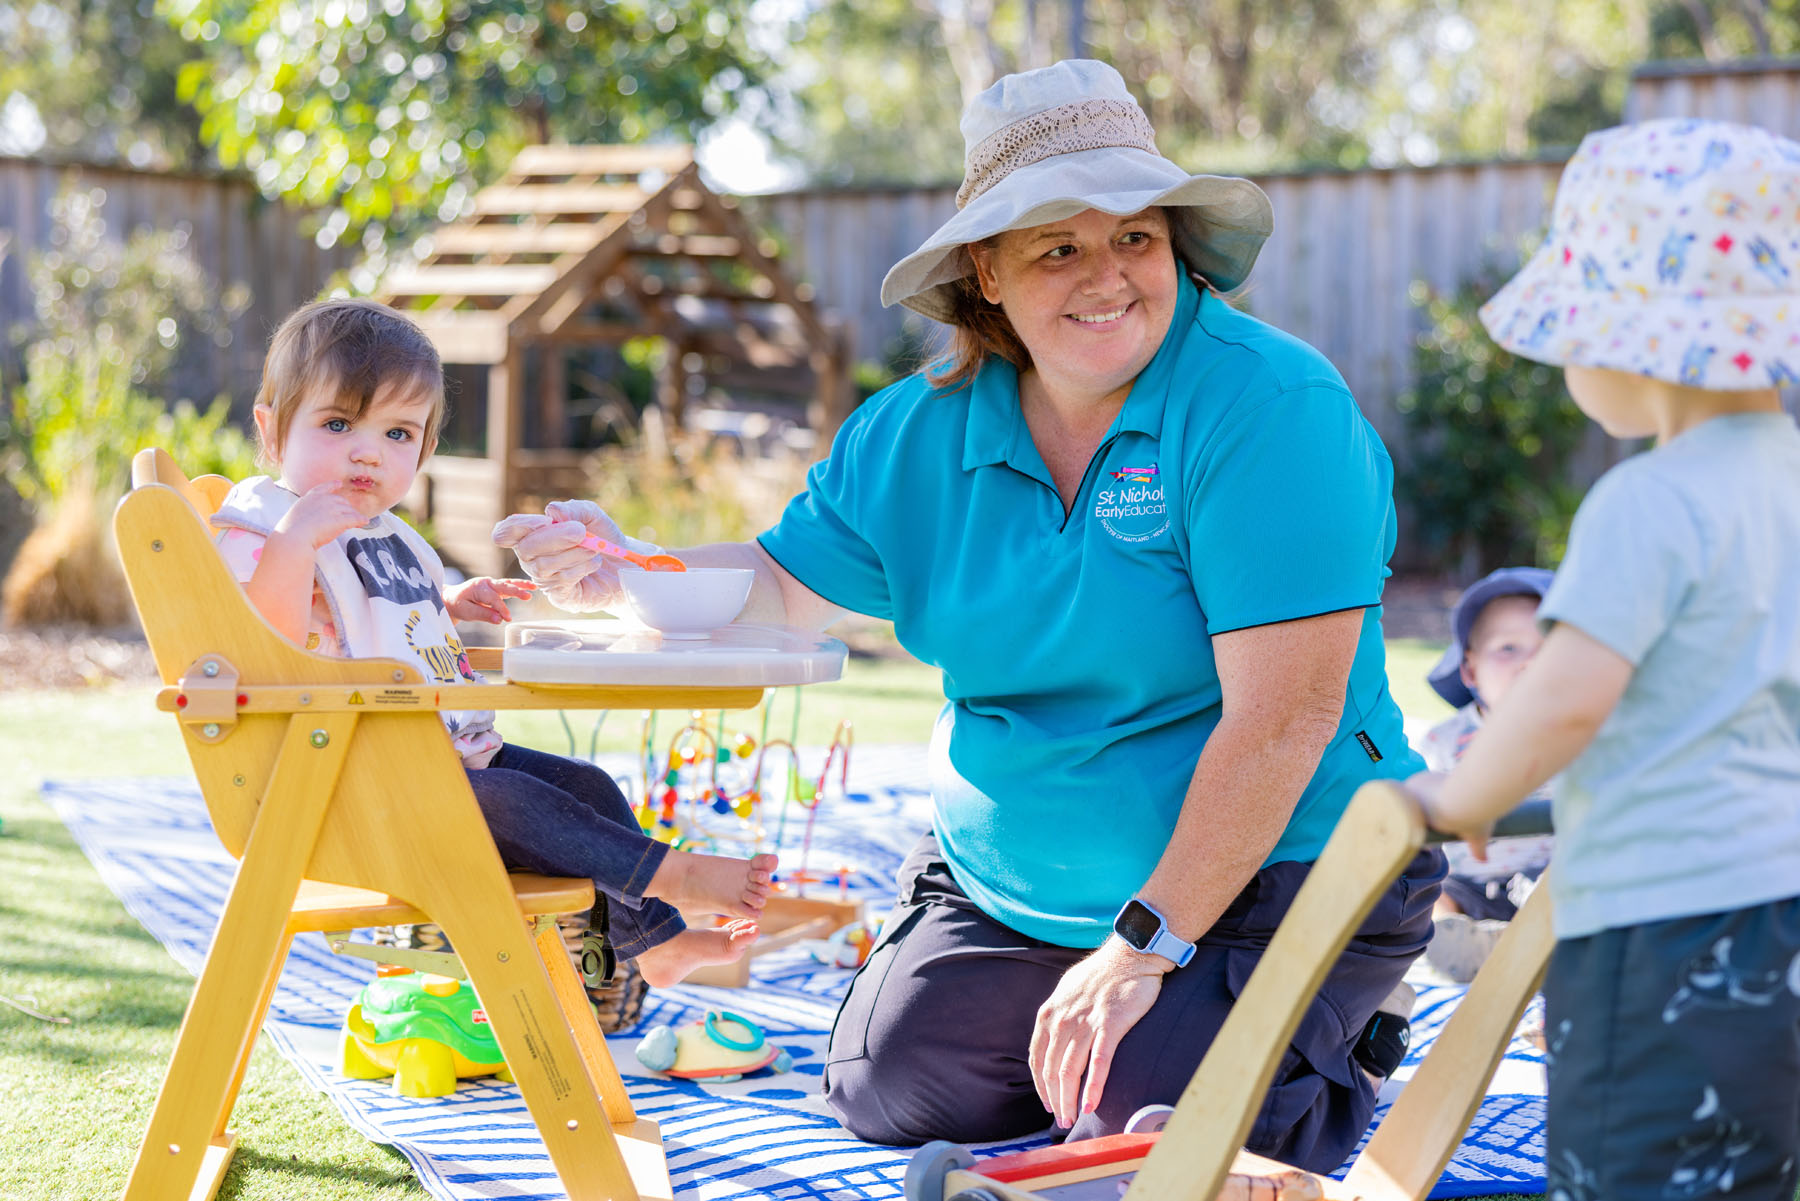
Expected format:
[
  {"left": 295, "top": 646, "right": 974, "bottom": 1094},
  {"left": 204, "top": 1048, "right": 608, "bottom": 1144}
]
[
  {"left": 1544, "top": 895, "right": 1800, "bottom": 1201},
  {"left": 823, "top": 831, "right": 1443, "bottom": 1170}
]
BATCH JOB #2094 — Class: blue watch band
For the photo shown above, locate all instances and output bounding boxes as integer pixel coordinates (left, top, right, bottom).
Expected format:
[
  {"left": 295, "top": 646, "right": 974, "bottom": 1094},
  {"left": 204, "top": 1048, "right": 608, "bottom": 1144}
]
[
  {"left": 1142, "top": 924, "right": 1197, "bottom": 968},
  {"left": 1112, "top": 897, "right": 1196, "bottom": 968}
]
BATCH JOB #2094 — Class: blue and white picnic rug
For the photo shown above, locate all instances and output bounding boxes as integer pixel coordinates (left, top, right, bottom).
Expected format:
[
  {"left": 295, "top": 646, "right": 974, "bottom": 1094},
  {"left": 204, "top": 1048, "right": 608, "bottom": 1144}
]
[{"left": 46, "top": 745, "right": 1546, "bottom": 1200}]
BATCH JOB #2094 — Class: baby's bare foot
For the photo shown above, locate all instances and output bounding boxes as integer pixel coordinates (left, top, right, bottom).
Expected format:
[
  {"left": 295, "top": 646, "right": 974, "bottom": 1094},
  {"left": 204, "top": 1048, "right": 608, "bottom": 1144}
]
[
  {"left": 648, "top": 850, "right": 777, "bottom": 919},
  {"left": 636, "top": 919, "right": 759, "bottom": 988}
]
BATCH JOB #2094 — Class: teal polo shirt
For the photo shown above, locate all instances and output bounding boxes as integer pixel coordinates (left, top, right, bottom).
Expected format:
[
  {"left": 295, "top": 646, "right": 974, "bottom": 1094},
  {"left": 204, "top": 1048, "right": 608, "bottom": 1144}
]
[{"left": 759, "top": 274, "right": 1422, "bottom": 948}]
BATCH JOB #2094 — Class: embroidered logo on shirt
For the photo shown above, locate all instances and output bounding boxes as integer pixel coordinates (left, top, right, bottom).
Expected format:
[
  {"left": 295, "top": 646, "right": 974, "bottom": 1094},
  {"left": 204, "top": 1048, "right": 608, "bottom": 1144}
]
[
  {"left": 1095, "top": 460, "right": 1169, "bottom": 543},
  {"left": 1354, "top": 731, "right": 1382, "bottom": 762}
]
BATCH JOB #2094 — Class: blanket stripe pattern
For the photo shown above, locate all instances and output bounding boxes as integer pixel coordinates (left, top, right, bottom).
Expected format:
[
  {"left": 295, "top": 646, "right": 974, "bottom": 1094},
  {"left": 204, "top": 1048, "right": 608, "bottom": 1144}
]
[{"left": 45, "top": 745, "right": 1544, "bottom": 1200}]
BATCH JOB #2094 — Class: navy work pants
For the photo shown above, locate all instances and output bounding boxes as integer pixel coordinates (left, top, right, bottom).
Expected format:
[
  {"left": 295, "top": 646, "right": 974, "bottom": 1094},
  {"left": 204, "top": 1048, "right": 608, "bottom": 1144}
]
[{"left": 824, "top": 831, "right": 1442, "bottom": 1171}]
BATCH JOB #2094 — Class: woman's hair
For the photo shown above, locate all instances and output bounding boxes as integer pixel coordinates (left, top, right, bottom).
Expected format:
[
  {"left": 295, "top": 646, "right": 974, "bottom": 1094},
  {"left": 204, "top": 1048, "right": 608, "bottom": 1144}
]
[
  {"left": 254, "top": 298, "right": 445, "bottom": 463},
  {"left": 925, "top": 250, "right": 1032, "bottom": 392}
]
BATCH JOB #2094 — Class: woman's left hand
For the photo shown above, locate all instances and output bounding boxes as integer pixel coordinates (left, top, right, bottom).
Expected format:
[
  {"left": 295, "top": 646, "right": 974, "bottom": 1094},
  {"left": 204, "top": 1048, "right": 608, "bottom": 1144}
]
[{"left": 1029, "top": 938, "right": 1173, "bottom": 1128}]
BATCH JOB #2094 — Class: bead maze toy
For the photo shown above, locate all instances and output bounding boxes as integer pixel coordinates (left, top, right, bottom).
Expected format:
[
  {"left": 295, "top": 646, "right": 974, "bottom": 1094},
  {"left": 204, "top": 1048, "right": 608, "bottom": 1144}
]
[
  {"left": 627, "top": 695, "right": 867, "bottom": 988},
  {"left": 901, "top": 783, "right": 1557, "bottom": 1201}
]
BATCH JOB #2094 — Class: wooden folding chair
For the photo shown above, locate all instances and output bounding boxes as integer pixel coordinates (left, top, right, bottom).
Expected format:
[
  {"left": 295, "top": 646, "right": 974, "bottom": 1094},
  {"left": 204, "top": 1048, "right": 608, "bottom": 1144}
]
[
  {"left": 905, "top": 781, "right": 1555, "bottom": 1201},
  {"left": 116, "top": 448, "right": 768, "bottom": 1201}
]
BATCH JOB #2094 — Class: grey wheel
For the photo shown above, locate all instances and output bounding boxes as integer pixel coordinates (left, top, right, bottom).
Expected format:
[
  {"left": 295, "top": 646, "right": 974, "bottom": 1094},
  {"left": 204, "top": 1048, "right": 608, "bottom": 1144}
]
[
  {"left": 903, "top": 1140, "right": 976, "bottom": 1201},
  {"left": 1125, "top": 1103, "right": 1174, "bottom": 1134},
  {"left": 947, "top": 1191, "right": 1005, "bottom": 1201}
]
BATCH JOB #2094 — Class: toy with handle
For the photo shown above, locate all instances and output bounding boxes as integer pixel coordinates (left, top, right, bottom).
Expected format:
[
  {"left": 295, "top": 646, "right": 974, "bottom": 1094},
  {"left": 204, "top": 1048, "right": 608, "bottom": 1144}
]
[{"left": 579, "top": 533, "right": 686, "bottom": 572}]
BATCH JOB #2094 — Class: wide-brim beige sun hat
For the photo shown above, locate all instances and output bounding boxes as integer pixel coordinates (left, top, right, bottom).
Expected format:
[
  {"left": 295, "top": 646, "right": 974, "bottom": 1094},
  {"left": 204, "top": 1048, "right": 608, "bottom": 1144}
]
[
  {"left": 1479, "top": 118, "right": 1800, "bottom": 390},
  {"left": 880, "top": 59, "right": 1274, "bottom": 324}
]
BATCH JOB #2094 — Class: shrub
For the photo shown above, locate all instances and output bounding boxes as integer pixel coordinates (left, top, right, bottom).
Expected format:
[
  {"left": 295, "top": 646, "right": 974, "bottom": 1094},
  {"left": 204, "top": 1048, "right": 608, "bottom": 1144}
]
[
  {"left": 6, "top": 184, "right": 254, "bottom": 506},
  {"left": 1395, "top": 257, "right": 1588, "bottom": 575},
  {"left": 579, "top": 426, "right": 809, "bottom": 551}
]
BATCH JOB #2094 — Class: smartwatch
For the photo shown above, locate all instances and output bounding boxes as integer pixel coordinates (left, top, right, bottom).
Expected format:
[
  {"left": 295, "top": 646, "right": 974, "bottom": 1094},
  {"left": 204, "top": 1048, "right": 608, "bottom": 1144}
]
[{"left": 1112, "top": 897, "right": 1196, "bottom": 968}]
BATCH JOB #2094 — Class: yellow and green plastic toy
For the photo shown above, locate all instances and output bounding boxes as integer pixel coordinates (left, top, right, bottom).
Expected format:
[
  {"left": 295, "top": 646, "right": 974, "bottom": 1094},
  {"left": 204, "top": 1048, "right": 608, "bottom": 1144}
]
[{"left": 339, "top": 971, "right": 511, "bottom": 1097}]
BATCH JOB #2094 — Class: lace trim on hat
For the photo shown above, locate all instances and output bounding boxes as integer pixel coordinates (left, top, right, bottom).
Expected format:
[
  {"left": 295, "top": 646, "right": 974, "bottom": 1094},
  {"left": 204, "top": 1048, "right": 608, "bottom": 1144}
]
[{"left": 956, "top": 98, "right": 1161, "bottom": 210}]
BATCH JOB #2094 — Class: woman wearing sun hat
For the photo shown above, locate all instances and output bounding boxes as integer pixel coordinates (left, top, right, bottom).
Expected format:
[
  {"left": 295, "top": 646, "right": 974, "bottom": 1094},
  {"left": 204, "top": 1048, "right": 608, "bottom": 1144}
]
[{"left": 496, "top": 59, "right": 1441, "bottom": 1165}]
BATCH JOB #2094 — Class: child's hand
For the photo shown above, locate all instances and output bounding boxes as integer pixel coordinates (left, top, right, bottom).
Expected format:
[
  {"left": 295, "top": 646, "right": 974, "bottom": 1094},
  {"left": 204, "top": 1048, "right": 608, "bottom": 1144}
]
[
  {"left": 1403, "top": 770, "right": 1494, "bottom": 860},
  {"left": 447, "top": 577, "right": 536, "bottom": 624},
  {"left": 276, "top": 483, "right": 368, "bottom": 550}
]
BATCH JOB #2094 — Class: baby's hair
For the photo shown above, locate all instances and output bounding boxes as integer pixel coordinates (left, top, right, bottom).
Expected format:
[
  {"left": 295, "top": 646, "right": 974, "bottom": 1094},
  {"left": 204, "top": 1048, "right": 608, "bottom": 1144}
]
[{"left": 254, "top": 298, "right": 445, "bottom": 464}]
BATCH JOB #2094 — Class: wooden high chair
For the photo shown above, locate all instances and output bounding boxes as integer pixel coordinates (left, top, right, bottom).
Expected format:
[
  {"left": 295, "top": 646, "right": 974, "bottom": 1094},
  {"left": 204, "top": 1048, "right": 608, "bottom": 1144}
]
[
  {"left": 116, "top": 448, "right": 768, "bottom": 1201},
  {"left": 905, "top": 781, "right": 1555, "bottom": 1201}
]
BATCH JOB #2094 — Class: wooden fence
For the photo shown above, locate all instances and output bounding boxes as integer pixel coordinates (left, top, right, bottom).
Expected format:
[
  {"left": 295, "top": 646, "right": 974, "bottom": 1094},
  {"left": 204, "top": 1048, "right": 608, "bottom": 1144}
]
[
  {"left": 2, "top": 59, "right": 1795, "bottom": 558},
  {"left": 1627, "top": 57, "right": 1800, "bottom": 136},
  {"left": 0, "top": 155, "right": 358, "bottom": 407},
  {"left": 753, "top": 60, "right": 1800, "bottom": 458},
  {"left": 755, "top": 161, "right": 1566, "bottom": 455}
]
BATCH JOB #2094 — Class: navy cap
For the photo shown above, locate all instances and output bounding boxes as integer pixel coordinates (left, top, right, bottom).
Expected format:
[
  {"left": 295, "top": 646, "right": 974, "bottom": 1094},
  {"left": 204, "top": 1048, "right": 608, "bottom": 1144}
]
[{"left": 1427, "top": 566, "right": 1556, "bottom": 708}]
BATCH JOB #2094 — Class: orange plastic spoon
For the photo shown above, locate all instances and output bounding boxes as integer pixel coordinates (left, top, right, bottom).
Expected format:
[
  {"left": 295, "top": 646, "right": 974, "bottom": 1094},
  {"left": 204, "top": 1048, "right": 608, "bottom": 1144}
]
[{"left": 580, "top": 533, "right": 686, "bottom": 572}]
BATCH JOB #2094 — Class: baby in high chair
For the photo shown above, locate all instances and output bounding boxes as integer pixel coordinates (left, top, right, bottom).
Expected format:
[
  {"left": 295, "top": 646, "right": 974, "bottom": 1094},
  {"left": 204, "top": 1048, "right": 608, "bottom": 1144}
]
[{"left": 211, "top": 296, "right": 773, "bottom": 989}]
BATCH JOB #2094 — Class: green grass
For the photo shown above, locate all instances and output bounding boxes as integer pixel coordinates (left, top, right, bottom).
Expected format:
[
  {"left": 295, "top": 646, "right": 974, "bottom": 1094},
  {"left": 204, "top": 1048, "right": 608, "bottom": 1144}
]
[
  {"left": 0, "top": 689, "right": 427, "bottom": 1199},
  {"left": 0, "top": 646, "right": 1534, "bottom": 1201},
  {"left": 1386, "top": 637, "right": 1457, "bottom": 730}
]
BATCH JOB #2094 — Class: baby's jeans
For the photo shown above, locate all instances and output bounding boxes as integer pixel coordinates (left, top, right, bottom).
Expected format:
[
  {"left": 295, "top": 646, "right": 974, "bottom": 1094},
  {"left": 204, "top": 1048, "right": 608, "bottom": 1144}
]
[
  {"left": 1544, "top": 893, "right": 1800, "bottom": 1201},
  {"left": 465, "top": 742, "right": 682, "bottom": 958}
]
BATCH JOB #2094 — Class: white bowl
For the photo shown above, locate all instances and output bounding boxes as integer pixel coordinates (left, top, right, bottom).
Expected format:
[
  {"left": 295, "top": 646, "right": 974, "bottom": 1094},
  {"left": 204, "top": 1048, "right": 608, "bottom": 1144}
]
[{"left": 617, "top": 567, "right": 754, "bottom": 638}]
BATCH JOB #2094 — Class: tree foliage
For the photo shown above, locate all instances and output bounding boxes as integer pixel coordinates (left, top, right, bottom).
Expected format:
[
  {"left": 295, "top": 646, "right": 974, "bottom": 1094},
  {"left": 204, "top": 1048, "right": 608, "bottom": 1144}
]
[
  {"left": 1394, "top": 260, "right": 1591, "bottom": 574},
  {"left": 1649, "top": 0, "right": 1800, "bottom": 57},
  {"left": 774, "top": 0, "right": 1800, "bottom": 184},
  {"left": 0, "top": 0, "right": 207, "bottom": 167},
  {"left": 160, "top": 0, "right": 771, "bottom": 256}
]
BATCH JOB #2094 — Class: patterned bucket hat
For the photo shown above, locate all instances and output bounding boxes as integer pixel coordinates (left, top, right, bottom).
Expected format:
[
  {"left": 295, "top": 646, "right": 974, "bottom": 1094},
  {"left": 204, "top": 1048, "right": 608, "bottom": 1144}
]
[
  {"left": 1480, "top": 118, "right": 1800, "bottom": 390},
  {"left": 880, "top": 59, "right": 1274, "bottom": 323}
]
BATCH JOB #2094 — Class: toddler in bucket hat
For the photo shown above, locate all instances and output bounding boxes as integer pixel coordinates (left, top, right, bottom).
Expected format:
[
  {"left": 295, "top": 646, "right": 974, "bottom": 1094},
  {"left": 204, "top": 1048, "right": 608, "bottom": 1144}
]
[
  {"left": 1480, "top": 118, "right": 1800, "bottom": 388},
  {"left": 1417, "top": 568, "right": 1556, "bottom": 978},
  {"left": 1425, "top": 566, "right": 1556, "bottom": 711},
  {"left": 880, "top": 58, "right": 1273, "bottom": 322},
  {"left": 1410, "top": 118, "right": 1800, "bottom": 1201}
]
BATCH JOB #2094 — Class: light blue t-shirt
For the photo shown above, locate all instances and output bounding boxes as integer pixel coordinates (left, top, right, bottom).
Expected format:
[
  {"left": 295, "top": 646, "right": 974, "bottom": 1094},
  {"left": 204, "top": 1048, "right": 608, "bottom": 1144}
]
[
  {"left": 759, "top": 275, "right": 1422, "bottom": 947},
  {"left": 1539, "top": 412, "right": 1800, "bottom": 940}
]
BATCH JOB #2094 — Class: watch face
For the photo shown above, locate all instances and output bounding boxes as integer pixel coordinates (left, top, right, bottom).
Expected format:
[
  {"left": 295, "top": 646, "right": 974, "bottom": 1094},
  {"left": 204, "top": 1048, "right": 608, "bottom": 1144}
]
[{"left": 1114, "top": 899, "right": 1163, "bottom": 951}]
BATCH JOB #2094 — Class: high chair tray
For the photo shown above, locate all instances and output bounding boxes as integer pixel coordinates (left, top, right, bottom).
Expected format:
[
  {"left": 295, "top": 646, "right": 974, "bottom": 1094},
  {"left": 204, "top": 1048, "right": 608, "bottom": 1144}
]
[{"left": 502, "top": 620, "right": 848, "bottom": 687}]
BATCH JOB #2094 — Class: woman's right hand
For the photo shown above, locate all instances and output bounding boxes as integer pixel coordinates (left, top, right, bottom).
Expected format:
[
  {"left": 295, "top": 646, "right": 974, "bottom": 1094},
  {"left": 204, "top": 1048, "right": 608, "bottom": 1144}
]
[{"left": 491, "top": 499, "right": 626, "bottom": 612}]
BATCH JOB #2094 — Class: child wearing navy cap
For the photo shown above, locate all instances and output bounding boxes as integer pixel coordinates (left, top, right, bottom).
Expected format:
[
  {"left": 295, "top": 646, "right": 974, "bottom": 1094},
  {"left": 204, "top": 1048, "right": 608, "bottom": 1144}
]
[
  {"left": 1411, "top": 118, "right": 1800, "bottom": 1201},
  {"left": 1417, "top": 567, "right": 1557, "bottom": 980}
]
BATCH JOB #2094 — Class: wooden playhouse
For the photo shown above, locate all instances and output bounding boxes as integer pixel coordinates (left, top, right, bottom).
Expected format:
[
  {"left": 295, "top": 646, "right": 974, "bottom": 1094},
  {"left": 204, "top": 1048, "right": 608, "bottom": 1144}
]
[{"left": 377, "top": 144, "right": 851, "bottom": 576}]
